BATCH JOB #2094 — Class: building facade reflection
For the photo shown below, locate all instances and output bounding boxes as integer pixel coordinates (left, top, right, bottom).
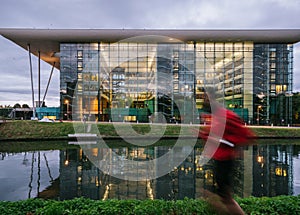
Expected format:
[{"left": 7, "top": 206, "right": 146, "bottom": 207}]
[
  {"left": 56, "top": 143, "right": 295, "bottom": 200},
  {"left": 1, "top": 141, "right": 298, "bottom": 201},
  {"left": 252, "top": 144, "right": 293, "bottom": 197}
]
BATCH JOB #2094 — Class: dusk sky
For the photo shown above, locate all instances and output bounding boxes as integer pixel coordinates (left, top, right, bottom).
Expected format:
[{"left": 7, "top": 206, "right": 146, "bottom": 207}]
[{"left": 1, "top": 0, "right": 300, "bottom": 107}]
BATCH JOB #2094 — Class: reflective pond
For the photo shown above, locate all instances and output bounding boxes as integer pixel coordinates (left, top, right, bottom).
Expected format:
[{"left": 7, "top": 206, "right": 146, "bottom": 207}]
[{"left": 0, "top": 139, "right": 299, "bottom": 201}]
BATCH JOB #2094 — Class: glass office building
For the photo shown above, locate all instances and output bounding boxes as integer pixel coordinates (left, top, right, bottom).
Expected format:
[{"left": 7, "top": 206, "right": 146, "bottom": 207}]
[
  {"left": 0, "top": 29, "right": 297, "bottom": 125},
  {"left": 60, "top": 41, "right": 292, "bottom": 125}
]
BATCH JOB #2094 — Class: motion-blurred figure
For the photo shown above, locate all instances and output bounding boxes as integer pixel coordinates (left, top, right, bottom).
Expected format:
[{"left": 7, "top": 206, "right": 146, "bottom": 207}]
[{"left": 199, "top": 89, "right": 255, "bottom": 215}]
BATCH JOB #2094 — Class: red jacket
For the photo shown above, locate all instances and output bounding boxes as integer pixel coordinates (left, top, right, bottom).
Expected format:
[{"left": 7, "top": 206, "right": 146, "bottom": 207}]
[{"left": 200, "top": 108, "right": 255, "bottom": 160}]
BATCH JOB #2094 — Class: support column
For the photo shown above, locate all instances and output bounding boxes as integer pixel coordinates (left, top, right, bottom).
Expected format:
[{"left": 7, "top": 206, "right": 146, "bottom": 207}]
[
  {"left": 42, "top": 62, "right": 56, "bottom": 105},
  {"left": 38, "top": 51, "right": 41, "bottom": 107},
  {"left": 27, "top": 44, "right": 35, "bottom": 118},
  {"left": 98, "top": 42, "right": 101, "bottom": 121}
]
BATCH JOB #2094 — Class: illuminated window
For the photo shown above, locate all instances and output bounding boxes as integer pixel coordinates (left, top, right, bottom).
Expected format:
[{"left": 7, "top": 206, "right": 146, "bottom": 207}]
[
  {"left": 276, "top": 85, "right": 287, "bottom": 93},
  {"left": 270, "top": 51, "right": 276, "bottom": 58},
  {"left": 77, "top": 50, "right": 83, "bottom": 60},
  {"left": 77, "top": 61, "right": 83, "bottom": 71}
]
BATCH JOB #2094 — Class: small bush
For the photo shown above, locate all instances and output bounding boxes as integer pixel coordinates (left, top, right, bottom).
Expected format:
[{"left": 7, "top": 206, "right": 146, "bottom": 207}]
[{"left": 0, "top": 196, "right": 299, "bottom": 215}]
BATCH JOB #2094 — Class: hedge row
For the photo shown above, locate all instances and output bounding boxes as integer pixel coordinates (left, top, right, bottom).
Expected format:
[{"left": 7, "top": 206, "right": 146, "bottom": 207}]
[{"left": 0, "top": 195, "right": 299, "bottom": 215}]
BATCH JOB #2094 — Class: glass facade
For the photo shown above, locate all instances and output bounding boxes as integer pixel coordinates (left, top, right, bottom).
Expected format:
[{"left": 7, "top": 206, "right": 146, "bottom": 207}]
[
  {"left": 253, "top": 44, "right": 293, "bottom": 125},
  {"left": 60, "top": 40, "right": 293, "bottom": 125}
]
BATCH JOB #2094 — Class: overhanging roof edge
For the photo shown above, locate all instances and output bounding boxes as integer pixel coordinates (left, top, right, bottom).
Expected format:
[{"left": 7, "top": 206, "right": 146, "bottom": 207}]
[{"left": 1, "top": 28, "right": 300, "bottom": 70}]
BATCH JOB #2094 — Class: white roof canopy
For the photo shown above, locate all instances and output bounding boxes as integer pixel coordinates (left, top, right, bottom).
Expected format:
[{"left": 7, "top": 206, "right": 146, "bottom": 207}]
[{"left": 1, "top": 28, "right": 300, "bottom": 69}]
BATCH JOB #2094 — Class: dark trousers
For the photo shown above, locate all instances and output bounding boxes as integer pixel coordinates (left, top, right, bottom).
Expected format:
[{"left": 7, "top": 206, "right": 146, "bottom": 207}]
[{"left": 214, "top": 159, "right": 235, "bottom": 198}]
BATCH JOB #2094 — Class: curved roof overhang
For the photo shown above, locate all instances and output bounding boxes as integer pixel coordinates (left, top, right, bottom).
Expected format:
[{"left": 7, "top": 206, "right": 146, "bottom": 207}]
[{"left": 1, "top": 28, "right": 300, "bottom": 70}]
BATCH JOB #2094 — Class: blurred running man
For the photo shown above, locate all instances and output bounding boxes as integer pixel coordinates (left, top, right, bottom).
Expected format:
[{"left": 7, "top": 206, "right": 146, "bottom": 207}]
[{"left": 199, "top": 89, "right": 255, "bottom": 215}]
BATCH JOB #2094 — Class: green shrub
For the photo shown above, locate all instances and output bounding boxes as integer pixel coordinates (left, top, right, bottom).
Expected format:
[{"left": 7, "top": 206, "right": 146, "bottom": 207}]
[
  {"left": 237, "top": 195, "right": 300, "bottom": 215},
  {"left": 0, "top": 196, "right": 298, "bottom": 215}
]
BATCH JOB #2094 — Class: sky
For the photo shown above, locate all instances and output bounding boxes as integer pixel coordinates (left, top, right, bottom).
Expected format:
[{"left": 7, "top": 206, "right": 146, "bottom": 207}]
[{"left": 0, "top": 0, "right": 300, "bottom": 107}]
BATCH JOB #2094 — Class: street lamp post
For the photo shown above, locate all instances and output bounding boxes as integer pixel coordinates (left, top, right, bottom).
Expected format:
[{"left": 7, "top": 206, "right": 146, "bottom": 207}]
[
  {"left": 257, "top": 105, "right": 262, "bottom": 125},
  {"left": 65, "top": 100, "right": 69, "bottom": 120}
]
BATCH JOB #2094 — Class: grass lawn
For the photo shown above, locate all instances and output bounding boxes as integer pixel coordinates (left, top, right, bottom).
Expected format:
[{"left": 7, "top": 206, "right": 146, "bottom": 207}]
[{"left": 0, "top": 120, "right": 300, "bottom": 141}]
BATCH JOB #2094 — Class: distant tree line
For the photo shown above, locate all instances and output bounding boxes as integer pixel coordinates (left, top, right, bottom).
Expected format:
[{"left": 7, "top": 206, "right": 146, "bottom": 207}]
[
  {"left": 0, "top": 103, "right": 30, "bottom": 108},
  {"left": 0, "top": 103, "right": 30, "bottom": 118},
  {"left": 12, "top": 103, "right": 30, "bottom": 108}
]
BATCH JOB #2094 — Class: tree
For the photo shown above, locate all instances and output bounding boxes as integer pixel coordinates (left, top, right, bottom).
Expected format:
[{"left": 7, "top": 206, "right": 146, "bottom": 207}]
[
  {"left": 22, "top": 104, "right": 30, "bottom": 108},
  {"left": 292, "top": 92, "right": 300, "bottom": 125},
  {"left": 13, "top": 103, "right": 21, "bottom": 108}
]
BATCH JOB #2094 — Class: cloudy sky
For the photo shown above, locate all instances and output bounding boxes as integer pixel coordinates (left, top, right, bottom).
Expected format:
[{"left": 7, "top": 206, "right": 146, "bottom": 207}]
[{"left": 0, "top": 0, "right": 300, "bottom": 107}]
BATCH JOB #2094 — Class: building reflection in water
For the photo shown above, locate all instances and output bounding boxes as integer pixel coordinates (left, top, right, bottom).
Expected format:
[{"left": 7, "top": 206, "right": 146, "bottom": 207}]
[
  {"left": 57, "top": 143, "right": 296, "bottom": 200},
  {"left": 252, "top": 144, "right": 293, "bottom": 197}
]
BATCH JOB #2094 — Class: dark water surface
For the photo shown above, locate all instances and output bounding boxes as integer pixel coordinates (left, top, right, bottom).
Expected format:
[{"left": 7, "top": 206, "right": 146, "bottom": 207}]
[{"left": 0, "top": 140, "right": 299, "bottom": 201}]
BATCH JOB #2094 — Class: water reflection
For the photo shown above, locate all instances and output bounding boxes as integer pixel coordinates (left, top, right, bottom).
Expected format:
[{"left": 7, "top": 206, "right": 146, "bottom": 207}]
[
  {"left": 253, "top": 145, "right": 293, "bottom": 196},
  {"left": 0, "top": 141, "right": 299, "bottom": 201},
  {"left": 0, "top": 151, "right": 60, "bottom": 201}
]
